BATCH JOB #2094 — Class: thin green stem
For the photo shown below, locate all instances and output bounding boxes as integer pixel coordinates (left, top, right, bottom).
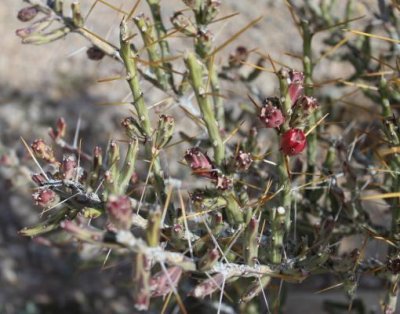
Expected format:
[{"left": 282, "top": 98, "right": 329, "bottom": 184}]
[
  {"left": 134, "top": 14, "right": 169, "bottom": 91},
  {"left": 146, "top": 0, "right": 175, "bottom": 90},
  {"left": 301, "top": 19, "right": 317, "bottom": 192},
  {"left": 120, "top": 19, "right": 169, "bottom": 211},
  {"left": 185, "top": 52, "right": 225, "bottom": 166},
  {"left": 380, "top": 77, "right": 400, "bottom": 314}
]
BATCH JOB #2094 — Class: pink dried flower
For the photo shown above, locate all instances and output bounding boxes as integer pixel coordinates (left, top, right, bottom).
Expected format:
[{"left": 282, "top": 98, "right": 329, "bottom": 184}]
[
  {"left": 149, "top": 266, "right": 183, "bottom": 297},
  {"left": 235, "top": 151, "right": 253, "bottom": 171},
  {"left": 32, "top": 188, "right": 58, "bottom": 208},
  {"left": 31, "top": 173, "right": 47, "bottom": 186},
  {"left": 189, "top": 273, "right": 225, "bottom": 298},
  {"left": 259, "top": 99, "right": 285, "bottom": 128},
  {"left": 60, "top": 155, "right": 77, "bottom": 180},
  {"left": 106, "top": 195, "right": 132, "bottom": 230},
  {"left": 288, "top": 70, "right": 304, "bottom": 106},
  {"left": 215, "top": 175, "right": 232, "bottom": 190},
  {"left": 184, "top": 147, "right": 216, "bottom": 178},
  {"left": 280, "top": 128, "right": 307, "bottom": 156},
  {"left": 31, "top": 139, "right": 57, "bottom": 164}
]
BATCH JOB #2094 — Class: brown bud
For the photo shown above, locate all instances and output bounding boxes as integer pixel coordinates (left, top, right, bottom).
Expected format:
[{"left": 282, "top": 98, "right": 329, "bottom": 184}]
[
  {"left": 17, "top": 6, "right": 39, "bottom": 22},
  {"left": 49, "top": 117, "right": 66, "bottom": 141},
  {"left": 387, "top": 257, "right": 400, "bottom": 274},
  {"left": 86, "top": 46, "right": 105, "bottom": 61},
  {"left": 196, "top": 28, "right": 214, "bottom": 43},
  {"left": 229, "top": 46, "right": 249, "bottom": 67}
]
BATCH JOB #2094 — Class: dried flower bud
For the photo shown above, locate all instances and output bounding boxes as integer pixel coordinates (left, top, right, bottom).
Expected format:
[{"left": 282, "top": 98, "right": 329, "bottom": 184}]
[
  {"left": 189, "top": 273, "right": 224, "bottom": 298},
  {"left": 387, "top": 257, "right": 400, "bottom": 274},
  {"left": 203, "top": 0, "right": 221, "bottom": 23},
  {"left": 149, "top": 266, "right": 183, "bottom": 297},
  {"left": 154, "top": 115, "right": 175, "bottom": 151},
  {"left": 17, "top": 6, "right": 39, "bottom": 22},
  {"left": 215, "top": 175, "right": 232, "bottom": 190},
  {"left": 228, "top": 46, "right": 249, "bottom": 67},
  {"left": 196, "top": 28, "right": 213, "bottom": 42},
  {"left": 259, "top": 98, "right": 285, "bottom": 128},
  {"left": 16, "top": 16, "right": 53, "bottom": 39},
  {"left": 296, "top": 95, "right": 318, "bottom": 114},
  {"left": 184, "top": 147, "right": 216, "bottom": 178},
  {"left": 60, "top": 155, "right": 77, "bottom": 180},
  {"left": 32, "top": 188, "right": 59, "bottom": 208},
  {"left": 171, "top": 11, "right": 197, "bottom": 36},
  {"left": 235, "top": 151, "right": 253, "bottom": 171},
  {"left": 288, "top": 70, "right": 304, "bottom": 106},
  {"left": 32, "top": 173, "right": 47, "bottom": 186},
  {"left": 198, "top": 248, "right": 220, "bottom": 271},
  {"left": 49, "top": 117, "right": 67, "bottom": 141},
  {"left": 121, "top": 116, "right": 145, "bottom": 140},
  {"left": 195, "top": 28, "right": 214, "bottom": 56},
  {"left": 290, "top": 96, "right": 319, "bottom": 127},
  {"left": 93, "top": 146, "right": 102, "bottom": 170},
  {"left": 106, "top": 195, "right": 132, "bottom": 230},
  {"left": 86, "top": 46, "right": 105, "bottom": 61},
  {"left": 31, "top": 139, "right": 57, "bottom": 163},
  {"left": 280, "top": 128, "right": 307, "bottom": 156}
]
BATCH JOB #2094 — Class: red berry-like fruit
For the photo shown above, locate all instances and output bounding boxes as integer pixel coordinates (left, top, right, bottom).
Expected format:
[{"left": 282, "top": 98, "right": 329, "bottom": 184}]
[{"left": 280, "top": 128, "right": 307, "bottom": 156}]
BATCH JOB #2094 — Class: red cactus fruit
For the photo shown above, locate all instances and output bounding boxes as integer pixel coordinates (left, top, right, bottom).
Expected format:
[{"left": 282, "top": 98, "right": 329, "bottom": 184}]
[
  {"left": 259, "top": 103, "right": 285, "bottom": 128},
  {"left": 280, "top": 128, "right": 307, "bottom": 156}
]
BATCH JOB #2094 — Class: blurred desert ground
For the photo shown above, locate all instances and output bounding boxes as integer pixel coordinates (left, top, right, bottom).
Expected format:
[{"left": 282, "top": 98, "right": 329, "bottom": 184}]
[{"left": 0, "top": 0, "right": 387, "bottom": 313}]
